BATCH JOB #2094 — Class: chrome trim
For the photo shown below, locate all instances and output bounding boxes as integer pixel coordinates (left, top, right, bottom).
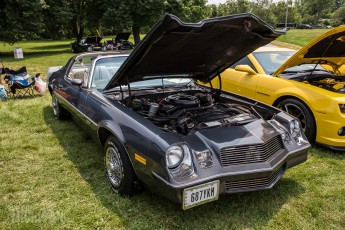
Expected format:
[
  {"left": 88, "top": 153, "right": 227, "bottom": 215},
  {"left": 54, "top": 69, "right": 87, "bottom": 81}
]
[
  {"left": 219, "top": 136, "right": 284, "bottom": 166},
  {"left": 152, "top": 144, "right": 309, "bottom": 189},
  {"left": 224, "top": 165, "right": 285, "bottom": 191},
  {"left": 54, "top": 91, "right": 98, "bottom": 127}
]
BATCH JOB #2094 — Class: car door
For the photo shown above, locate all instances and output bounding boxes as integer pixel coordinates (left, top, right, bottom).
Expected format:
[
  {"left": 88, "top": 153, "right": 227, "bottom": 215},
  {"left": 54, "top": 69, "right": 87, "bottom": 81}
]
[
  {"left": 56, "top": 57, "right": 91, "bottom": 126},
  {"left": 214, "top": 56, "right": 260, "bottom": 99}
]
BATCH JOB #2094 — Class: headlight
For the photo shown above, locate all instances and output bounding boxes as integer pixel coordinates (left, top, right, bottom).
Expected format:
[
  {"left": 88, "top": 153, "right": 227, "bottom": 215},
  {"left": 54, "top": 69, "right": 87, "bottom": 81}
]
[
  {"left": 289, "top": 120, "right": 305, "bottom": 145},
  {"left": 166, "top": 145, "right": 183, "bottom": 169},
  {"left": 269, "top": 120, "right": 292, "bottom": 145},
  {"left": 165, "top": 144, "right": 194, "bottom": 178},
  {"left": 195, "top": 150, "right": 213, "bottom": 168}
]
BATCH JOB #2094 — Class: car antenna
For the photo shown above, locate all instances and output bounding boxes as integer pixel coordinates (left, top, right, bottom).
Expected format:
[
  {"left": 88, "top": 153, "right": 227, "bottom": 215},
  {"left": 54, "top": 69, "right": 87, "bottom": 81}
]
[{"left": 306, "top": 35, "right": 337, "bottom": 80}]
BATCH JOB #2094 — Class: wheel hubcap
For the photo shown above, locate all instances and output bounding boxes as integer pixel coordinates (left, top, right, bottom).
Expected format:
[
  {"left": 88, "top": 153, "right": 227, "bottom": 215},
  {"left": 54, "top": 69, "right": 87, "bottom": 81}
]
[
  {"left": 105, "top": 146, "right": 124, "bottom": 188},
  {"left": 52, "top": 95, "right": 59, "bottom": 116},
  {"left": 280, "top": 103, "right": 307, "bottom": 131}
]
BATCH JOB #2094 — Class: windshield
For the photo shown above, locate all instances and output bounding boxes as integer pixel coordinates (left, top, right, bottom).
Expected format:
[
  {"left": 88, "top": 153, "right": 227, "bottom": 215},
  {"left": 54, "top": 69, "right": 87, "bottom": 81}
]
[
  {"left": 91, "top": 56, "right": 127, "bottom": 89},
  {"left": 253, "top": 50, "right": 327, "bottom": 74},
  {"left": 125, "top": 78, "right": 192, "bottom": 89},
  {"left": 91, "top": 56, "right": 192, "bottom": 90},
  {"left": 283, "top": 63, "right": 327, "bottom": 73},
  {"left": 253, "top": 51, "right": 295, "bottom": 74}
]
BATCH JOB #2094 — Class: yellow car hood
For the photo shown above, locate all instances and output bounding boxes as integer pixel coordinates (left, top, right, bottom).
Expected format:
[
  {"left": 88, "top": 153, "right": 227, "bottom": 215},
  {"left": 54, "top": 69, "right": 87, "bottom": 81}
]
[{"left": 274, "top": 25, "right": 345, "bottom": 76}]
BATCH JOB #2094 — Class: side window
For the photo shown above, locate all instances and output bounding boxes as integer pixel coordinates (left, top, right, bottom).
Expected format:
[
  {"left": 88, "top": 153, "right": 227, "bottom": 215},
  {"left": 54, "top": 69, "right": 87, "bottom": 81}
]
[
  {"left": 66, "top": 57, "right": 92, "bottom": 87},
  {"left": 230, "top": 56, "right": 257, "bottom": 72}
]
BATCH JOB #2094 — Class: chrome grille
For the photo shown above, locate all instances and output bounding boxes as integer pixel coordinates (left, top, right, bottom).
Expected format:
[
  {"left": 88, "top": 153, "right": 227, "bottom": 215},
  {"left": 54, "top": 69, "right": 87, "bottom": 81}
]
[
  {"left": 225, "top": 166, "right": 285, "bottom": 191},
  {"left": 219, "top": 136, "right": 284, "bottom": 167}
]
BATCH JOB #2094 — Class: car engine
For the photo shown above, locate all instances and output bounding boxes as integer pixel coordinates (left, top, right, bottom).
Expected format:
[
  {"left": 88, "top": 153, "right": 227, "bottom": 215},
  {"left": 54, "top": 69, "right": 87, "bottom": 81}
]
[
  {"left": 124, "top": 91, "right": 258, "bottom": 135},
  {"left": 284, "top": 71, "right": 345, "bottom": 93},
  {"left": 308, "top": 77, "right": 345, "bottom": 93}
]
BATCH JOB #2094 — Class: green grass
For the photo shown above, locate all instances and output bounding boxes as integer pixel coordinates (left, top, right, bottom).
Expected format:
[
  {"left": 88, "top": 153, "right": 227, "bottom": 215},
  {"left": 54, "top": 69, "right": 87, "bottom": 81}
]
[
  {"left": 1, "top": 34, "right": 345, "bottom": 229},
  {"left": 276, "top": 28, "right": 331, "bottom": 48}
]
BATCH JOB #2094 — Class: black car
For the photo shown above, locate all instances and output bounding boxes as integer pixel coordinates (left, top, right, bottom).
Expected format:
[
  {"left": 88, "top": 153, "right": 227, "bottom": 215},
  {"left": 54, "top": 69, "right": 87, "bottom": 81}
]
[
  {"left": 71, "top": 34, "right": 103, "bottom": 53},
  {"left": 297, "top": 24, "right": 313, "bottom": 29},
  {"left": 104, "top": 32, "right": 134, "bottom": 50},
  {"left": 48, "top": 14, "right": 310, "bottom": 210}
]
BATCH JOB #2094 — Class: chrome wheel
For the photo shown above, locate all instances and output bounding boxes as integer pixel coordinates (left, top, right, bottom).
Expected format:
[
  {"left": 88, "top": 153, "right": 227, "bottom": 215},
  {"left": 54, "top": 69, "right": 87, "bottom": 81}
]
[
  {"left": 105, "top": 146, "right": 124, "bottom": 188},
  {"left": 52, "top": 94, "right": 59, "bottom": 117},
  {"left": 277, "top": 98, "right": 316, "bottom": 143},
  {"left": 280, "top": 103, "right": 307, "bottom": 131}
]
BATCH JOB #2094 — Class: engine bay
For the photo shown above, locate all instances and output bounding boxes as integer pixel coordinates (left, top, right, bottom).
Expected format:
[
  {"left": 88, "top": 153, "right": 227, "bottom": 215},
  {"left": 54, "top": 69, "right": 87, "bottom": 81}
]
[
  {"left": 124, "top": 90, "right": 258, "bottom": 135},
  {"left": 308, "top": 76, "right": 345, "bottom": 93},
  {"left": 284, "top": 71, "right": 345, "bottom": 93}
]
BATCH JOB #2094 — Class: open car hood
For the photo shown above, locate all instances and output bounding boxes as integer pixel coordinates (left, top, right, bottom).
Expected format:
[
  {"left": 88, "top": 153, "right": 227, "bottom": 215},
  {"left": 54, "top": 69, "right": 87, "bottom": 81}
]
[
  {"left": 274, "top": 25, "right": 345, "bottom": 76},
  {"left": 84, "top": 35, "right": 103, "bottom": 44},
  {"left": 104, "top": 14, "right": 283, "bottom": 90},
  {"left": 115, "top": 32, "right": 131, "bottom": 41}
]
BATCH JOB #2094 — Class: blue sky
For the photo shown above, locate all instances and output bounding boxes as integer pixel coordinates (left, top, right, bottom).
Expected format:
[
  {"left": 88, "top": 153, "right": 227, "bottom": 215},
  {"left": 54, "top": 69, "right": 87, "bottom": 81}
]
[{"left": 207, "top": 0, "right": 227, "bottom": 4}]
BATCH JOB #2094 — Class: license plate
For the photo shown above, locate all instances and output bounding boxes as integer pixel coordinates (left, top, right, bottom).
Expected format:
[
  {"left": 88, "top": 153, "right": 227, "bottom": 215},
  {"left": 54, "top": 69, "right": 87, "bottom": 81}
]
[{"left": 182, "top": 180, "right": 219, "bottom": 210}]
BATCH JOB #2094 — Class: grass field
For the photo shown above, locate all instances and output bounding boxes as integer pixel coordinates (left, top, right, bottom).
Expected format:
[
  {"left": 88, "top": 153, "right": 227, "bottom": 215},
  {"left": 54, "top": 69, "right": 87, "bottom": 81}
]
[
  {"left": 1, "top": 31, "right": 345, "bottom": 229},
  {"left": 275, "top": 28, "right": 331, "bottom": 48}
]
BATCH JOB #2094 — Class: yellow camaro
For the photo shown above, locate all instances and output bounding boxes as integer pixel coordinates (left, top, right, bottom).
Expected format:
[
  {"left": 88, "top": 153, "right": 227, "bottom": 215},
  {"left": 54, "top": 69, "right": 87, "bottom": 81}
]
[{"left": 210, "top": 26, "right": 345, "bottom": 150}]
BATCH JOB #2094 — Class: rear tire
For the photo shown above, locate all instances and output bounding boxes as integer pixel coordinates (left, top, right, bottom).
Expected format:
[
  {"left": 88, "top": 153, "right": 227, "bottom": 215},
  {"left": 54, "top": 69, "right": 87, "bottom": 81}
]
[
  {"left": 277, "top": 98, "right": 316, "bottom": 143},
  {"left": 52, "top": 93, "right": 69, "bottom": 119},
  {"left": 104, "top": 135, "right": 135, "bottom": 196}
]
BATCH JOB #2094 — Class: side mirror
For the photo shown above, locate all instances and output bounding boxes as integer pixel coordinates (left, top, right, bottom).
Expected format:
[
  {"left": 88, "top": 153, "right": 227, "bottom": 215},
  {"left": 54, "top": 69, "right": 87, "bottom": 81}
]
[
  {"left": 71, "top": 79, "right": 83, "bottom": 87},
  {"left": 235, "top": 65, "right": 257, "bottom": 75}
]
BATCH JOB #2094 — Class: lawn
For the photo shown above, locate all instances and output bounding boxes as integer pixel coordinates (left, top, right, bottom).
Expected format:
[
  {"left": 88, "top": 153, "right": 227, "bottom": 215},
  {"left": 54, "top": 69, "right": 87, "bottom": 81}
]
[
  {"left": 274, "top": 28, "right": 331, "bottom": 49},
  {"left": 1, "top": 32, "right": 345, "bottom": 229}
]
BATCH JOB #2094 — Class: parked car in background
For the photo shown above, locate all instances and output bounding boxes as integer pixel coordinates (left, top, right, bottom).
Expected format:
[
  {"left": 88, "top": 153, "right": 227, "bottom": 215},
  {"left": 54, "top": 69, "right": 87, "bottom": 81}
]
[
  {"left": 211, "top": 25, "right": 345, "bottom": 150},
  {"left": 104, "top": 32, "right": 134, "bottom": 50},
  {"left": 48, "top": 14, "right": 309, "bottom": 209},
  {"left": 297, "top": 24, "right": 313, "bottom": 29},
  {"left": 71, "top": 34, "right": 103, "bottom": 53}
]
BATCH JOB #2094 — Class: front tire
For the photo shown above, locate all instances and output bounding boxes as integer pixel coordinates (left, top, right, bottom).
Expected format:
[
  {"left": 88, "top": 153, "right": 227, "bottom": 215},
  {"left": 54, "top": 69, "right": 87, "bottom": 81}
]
[
  {"left": 277, "top": 98, "right": 316, "bottom": 143},
  {"left": 104, "top": 135, "right": 135, "bottom": 196}
]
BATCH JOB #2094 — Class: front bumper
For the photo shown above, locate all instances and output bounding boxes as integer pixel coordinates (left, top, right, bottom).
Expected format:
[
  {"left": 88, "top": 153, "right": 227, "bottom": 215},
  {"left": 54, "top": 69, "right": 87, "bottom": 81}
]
[
  {"left": 152, "top": 145, "right": 308, "bottom": 205},
  {"left": 315, "top": 112, "right": 345, "bottom": 150}
]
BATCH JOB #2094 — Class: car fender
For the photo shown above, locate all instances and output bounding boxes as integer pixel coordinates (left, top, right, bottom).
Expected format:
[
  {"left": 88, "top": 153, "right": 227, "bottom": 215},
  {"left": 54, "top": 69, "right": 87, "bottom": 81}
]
[
  {"left": 97, "top": 120, "right": 125, "bottom": 146},
  {"left": 271, "top": 86, "right": 324, "bottom": 116}
]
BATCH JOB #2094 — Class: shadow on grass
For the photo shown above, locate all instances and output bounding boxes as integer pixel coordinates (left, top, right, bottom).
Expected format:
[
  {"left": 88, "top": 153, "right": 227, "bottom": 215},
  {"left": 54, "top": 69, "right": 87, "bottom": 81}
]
[
  {"left": 29, "top": 44, "right": 71, "bottom": 51},
  {"left": 311, "top": 145, "right": 345, "bottom": 159},
  {"left": 43, "top": 106, "right": 305, "bottom": 229},
  {"left": 0, "top": 50, "right": 71, "bottom": 59}
]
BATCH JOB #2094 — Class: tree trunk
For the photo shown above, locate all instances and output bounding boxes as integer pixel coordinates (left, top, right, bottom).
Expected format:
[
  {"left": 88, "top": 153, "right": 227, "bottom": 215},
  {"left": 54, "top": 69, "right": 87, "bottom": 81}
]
[{"left": 132, "top": 25, "right": 141, "bottom": 45}]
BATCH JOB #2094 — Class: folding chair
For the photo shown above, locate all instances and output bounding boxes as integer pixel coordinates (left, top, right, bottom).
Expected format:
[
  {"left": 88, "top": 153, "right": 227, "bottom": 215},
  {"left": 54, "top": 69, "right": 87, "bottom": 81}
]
[{"left": 3, "top": 67, "right": 36, "bottom": 98}]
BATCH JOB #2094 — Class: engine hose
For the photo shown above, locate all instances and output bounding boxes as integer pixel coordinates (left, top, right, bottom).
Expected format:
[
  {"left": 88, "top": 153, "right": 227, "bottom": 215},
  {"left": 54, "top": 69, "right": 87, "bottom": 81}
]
[{"left": 170, "top": 104, "right": 214, "bottom": 118}]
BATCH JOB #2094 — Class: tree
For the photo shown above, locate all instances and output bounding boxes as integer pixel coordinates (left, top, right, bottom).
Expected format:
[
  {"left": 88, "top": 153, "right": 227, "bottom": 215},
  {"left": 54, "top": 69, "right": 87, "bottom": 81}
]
[
  {"left": 179, "top": 0, "right": 211, "bottom": 22},
  {"left": 43, "top": 0, "right": 107, "bottom": 40},
  {"left": 42, "top": 0, "right": 74, "bottom": 39},
  {"left": 271, "top": 0, "right": 302, "bottom": 25},
  {"left": 165, "top": 0, "right": 184, "bottom": 18},
  {"left": 332, "top": 5, "right": 345, "bottom": 25},
  {"left": 0, "top": 0, "right": 44, "bottom": 44},
  {"left": 299, "top": 0, "right": 334, "bottom": 24},
  {"left": 214, "top": 0, "right": 251, "bottom": 16},
  {"left": 103, "top": 0, "right": 165, "bottom": 45}
]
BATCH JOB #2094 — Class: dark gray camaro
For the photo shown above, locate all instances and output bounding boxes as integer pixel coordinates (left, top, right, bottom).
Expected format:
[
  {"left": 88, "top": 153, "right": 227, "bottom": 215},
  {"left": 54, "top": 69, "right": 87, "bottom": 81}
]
[{"left": 48, "top": 14, "right": 310, "bottom": 209}]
